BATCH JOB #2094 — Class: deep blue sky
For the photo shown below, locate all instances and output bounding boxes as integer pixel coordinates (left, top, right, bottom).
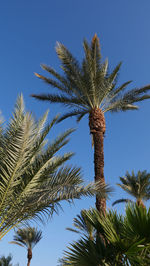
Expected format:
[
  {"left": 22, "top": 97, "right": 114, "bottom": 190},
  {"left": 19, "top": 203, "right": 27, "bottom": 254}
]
[{"left": 1, "top": 1, "right": 150, "bottom": 265}]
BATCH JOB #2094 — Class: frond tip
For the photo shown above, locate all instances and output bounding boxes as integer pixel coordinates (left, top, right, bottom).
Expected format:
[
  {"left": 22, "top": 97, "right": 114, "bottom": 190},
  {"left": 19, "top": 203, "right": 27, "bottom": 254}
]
[{"left": 92, "top": 33, "right": 98, "bottom": 43}]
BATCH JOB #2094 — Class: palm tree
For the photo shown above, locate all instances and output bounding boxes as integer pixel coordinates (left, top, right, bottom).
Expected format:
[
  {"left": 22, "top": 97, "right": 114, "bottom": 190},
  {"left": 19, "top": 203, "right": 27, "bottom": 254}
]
[
  {"left": 60, "top": 206, "right": 150, "bottom": 265},
  {"left": 32, "top": 35, "right": 150, "bottom": 213},
  {"left": 0, "top": 94, "right": 108, "bottom": 240},
  {"left": 10, "top": 227, "right": 42, "bottom": 266},
  {"left": 0, "top": 254, "right": 19, "bottom": 266},
  {"left": 112, "top": 170, "right": 150, "bottom": 208},
  {"left": 0, "top": 254, "right": 13, "bottom": 266}
]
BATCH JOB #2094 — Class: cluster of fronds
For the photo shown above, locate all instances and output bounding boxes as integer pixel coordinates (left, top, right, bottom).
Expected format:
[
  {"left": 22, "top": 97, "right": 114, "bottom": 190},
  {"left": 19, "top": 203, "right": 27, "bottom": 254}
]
[
  {"left": 60, "top": 205, "right": 150, "bottom": 265},
  {"left": 0, "top": 95, "right": 108, "bottom": 240},
  {"left": 32, "top": 35, "right": 150, "bottom": 123}
]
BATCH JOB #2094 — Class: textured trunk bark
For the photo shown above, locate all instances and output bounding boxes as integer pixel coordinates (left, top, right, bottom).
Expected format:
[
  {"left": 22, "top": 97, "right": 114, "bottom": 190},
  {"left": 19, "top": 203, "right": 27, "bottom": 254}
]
[
  {"left": 27, "top": 248, "right": 32, "bottom": 266},
  {"left": 89, "top": 108, "right": 106, "bottom": 214}
]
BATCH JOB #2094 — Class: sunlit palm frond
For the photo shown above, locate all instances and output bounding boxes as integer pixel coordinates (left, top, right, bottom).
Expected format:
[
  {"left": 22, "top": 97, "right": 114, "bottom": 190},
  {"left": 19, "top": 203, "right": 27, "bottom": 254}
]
[{"left": 0, "top": 95, "right": 109, "bottom": 240}]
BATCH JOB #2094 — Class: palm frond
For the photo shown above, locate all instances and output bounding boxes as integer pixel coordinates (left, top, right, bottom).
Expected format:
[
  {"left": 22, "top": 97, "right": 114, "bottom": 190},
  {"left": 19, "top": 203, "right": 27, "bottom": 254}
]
[
  {"left": 60, "top": 206, "right": 150, "bottom": 265},
  {"left": 0, "top": 95, "right": 108, "bottom": 239},
  {"left": 112, "top": 199, "right": 133, "bottom": 206}
]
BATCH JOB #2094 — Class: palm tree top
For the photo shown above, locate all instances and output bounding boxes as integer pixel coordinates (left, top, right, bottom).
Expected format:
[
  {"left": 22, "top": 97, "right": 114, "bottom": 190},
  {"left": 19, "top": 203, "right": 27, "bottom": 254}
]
[
  {"left": 115, "top": 170, "right": 150, "bottom": 202},
  {"left": 32, "top": 35, "right": 150, "bottom": 122},
  {"left": 10, "top": 227, "right": 42, "bottom": 250}
]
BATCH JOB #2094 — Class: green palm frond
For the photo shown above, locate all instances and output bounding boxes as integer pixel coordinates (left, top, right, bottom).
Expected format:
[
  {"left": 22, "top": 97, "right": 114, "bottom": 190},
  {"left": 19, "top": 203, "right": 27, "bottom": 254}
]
[
  {"left": 66, "top": 209, "right": 96, "bottom": 240},
  {"left": 0, "top": 95, "right": 109, "bottom": 240},
  {"left": 60, "top": 205, "right": 150, "bottom": 265}
]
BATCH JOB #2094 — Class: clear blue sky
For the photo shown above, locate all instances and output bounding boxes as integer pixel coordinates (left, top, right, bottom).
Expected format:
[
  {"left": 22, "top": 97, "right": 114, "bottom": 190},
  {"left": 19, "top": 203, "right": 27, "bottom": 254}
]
[{"left": 1, "top": 1, "right": 150, "bottom": 265}]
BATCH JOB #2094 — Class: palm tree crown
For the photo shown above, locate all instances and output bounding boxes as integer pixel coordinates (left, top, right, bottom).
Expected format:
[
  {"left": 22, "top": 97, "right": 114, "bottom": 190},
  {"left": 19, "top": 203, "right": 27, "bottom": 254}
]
[
  {"left": 32, "top": 34, "right": 150, "bottom": 120},
  {"left": 10, "top": 227, "right": 42, "bottom": 266},
  {"left": 112, "top": 170, "right": 150, "bottom": 207},
  {"left": 32, "top": 35, "right": 150, "bottom": 213},
  {"left": 11, "top": 227, "right": 42, "bottom": 250}
]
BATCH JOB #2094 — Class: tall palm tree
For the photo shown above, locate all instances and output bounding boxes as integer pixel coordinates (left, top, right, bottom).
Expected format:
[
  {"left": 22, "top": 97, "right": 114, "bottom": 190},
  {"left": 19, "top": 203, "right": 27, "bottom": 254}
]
[
  {"left": 10, "top": 227, "right": 42, "bottom": 266},
  {"left": 32, "top": 35, "right": 150, "bottom": 213},
  {"left": 60, "top": 206, "right": 150, "bottom": 265},
  {"left": 0, "top": 94, "right": 108, "bottom": 240},
  {"left": 112, "top": 170, "right": 150, "bottom": 208}
]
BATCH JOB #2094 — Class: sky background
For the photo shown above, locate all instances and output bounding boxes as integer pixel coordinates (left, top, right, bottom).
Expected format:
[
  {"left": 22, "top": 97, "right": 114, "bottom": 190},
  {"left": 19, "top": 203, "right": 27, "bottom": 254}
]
[{"left": 1, "top": 1, "right": 150, "bottom": 265}]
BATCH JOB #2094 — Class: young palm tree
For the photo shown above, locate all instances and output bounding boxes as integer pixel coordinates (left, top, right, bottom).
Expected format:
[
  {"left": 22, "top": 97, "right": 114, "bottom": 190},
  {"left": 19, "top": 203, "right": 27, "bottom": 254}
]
[
  {"left": 0, "top": 94, "right": 108, "bottom": 240},
  {"left": 112, "top": 170, "right": 150, "bottom": 208},
  {"left": 60, "top": 206, "right": 150, "bottom": 265},
  {"left": 32, "top": 35, "right": 150, "bottom": 213},
  {"left": 10, "top": 227, "right": 42, "bottom": 266}
]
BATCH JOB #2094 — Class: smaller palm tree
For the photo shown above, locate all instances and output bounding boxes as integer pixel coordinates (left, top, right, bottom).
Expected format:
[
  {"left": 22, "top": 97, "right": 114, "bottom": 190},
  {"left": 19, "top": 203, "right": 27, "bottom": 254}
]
[
  {"left": 0, "top": 254, "right": 13, "bottom": 266},
  {"left": 10, "top": 227, "right": 42, "bottom": 266},
  {"left": 112, "top": 170, "right": 150, "bottom": 208},
  {"left": 0, "top": 254, "right": 19, "bottom": 266}
]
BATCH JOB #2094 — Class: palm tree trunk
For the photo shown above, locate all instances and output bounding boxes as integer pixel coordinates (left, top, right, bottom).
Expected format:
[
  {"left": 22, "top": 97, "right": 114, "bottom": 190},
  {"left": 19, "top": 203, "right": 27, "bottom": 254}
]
[
  {"left": 27, "top": 259, "right": 31, "bottom": 266},
  {"left": 89, "top": 108, "right": 106, "bottom": 214},
  {"left": 27, "top": 248, "right": 32, "bottom": 266},
  {"left": 136, "top": 199, "right": 145, "bottom": 208}
]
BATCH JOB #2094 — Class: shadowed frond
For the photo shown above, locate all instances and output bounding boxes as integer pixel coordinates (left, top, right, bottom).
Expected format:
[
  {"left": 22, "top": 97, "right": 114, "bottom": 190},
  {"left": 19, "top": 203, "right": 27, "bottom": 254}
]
[
  {"left": 112, "top": 198, "right": 133, "bottom": 206},
  {"left": 66, "top": 209, "right": 96, "bottom": 240},
  {"left": 60, "top": 205, "right": 150, "bottom": 265}
]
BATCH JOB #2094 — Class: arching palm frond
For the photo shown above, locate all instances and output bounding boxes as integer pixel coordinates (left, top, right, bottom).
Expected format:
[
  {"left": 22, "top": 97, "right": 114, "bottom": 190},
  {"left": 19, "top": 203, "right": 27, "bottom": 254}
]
[
  {"left": 112, "top": 199, "right": 133, "bottom": 206},
  {"left": 66, "top": 209, "right": 96, "bottom": 240},
  {"left": 0, "top": 95, "right": 110, "bottom": 240},
  {"left": 112, "top": 170, "right": 150, "bottom": 207}
]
